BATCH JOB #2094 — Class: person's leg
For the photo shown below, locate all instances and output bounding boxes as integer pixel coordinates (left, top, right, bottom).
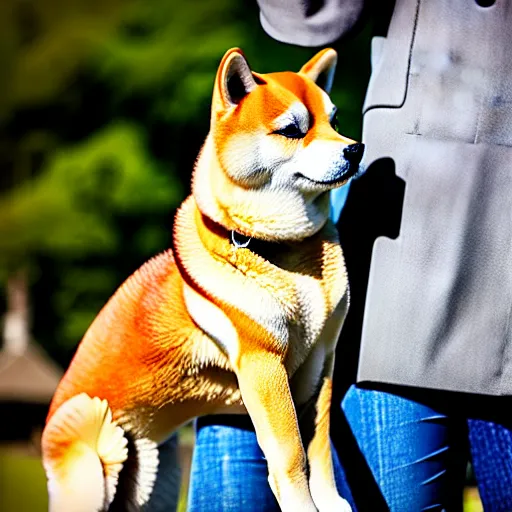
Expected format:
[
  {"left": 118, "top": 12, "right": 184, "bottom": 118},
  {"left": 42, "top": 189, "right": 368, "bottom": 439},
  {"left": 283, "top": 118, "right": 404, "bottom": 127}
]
[
  {"left": 187, "top": 415, "right": 355, "bottom": 511},
  {"left": 145, "top": 434, "right": 181, "bottom": 511},
  {"left": 342, "top": 385, "right": 467, "bottom": 512},
  {"left": 468, "top": 418, "right": 512, "bottom": 512},
  {"left": 187, "top": 416, "right": 278, "bottom": 512}
]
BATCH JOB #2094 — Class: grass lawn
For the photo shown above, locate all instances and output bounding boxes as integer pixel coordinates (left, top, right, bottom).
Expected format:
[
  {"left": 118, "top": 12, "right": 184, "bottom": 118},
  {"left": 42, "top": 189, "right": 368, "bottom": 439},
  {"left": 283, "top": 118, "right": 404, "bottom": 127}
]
[
  {"left": 0, "top": 446, "right": 189, "bottom": 512},
  {"left": 0, "top": 447, "right": 48, "bottom": 512},
  {"left": 0, "top": 443, "right": 482, "bottom": 512}
]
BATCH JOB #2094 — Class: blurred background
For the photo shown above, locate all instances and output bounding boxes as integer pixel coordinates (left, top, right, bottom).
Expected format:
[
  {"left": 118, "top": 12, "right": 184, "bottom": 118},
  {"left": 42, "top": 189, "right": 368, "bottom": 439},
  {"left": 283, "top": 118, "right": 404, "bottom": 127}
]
[{"left": 0, "top": 0, "right": 481, "bottom": 510}]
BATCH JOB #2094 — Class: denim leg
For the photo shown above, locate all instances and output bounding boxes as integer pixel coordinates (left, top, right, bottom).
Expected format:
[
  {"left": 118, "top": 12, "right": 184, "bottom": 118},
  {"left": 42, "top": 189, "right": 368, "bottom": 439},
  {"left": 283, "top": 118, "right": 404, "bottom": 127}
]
[
  {"left": 331, "top": 438, "right": 357, "bottom": 509},
  {"left": 187, "top": 418, "right": 355, "bottom": 511},
  {"left": 145, "top": 434, "right": 181, "bottom": 511},
  {"left": 342, "top": 385, "right": 466, "bottom": 512},
  {"left": 468, "top": 418, "right": 512, "bottom": 512},
  {"left": 187, "top": 422, "right": 279, "bottom": 512}
]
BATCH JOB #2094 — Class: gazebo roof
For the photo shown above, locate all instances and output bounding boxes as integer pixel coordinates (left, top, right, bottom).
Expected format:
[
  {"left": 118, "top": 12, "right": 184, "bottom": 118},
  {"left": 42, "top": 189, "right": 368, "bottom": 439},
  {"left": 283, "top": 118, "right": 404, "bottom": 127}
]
[{"left": 0, "top": 343, "right": 63, "bottom": 404}]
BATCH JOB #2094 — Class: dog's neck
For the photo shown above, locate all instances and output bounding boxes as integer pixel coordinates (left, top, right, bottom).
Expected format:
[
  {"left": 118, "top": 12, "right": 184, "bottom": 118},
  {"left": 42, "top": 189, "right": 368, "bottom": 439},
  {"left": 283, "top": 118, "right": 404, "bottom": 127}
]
[
  {"left": 202, "top": 214, "right": 291, "bottom": 263},
  {"left": 173, "top": 194, "right": 346, "bottom": 305},
  {"left": 191, "top": 135, "right": 332, "bottom": 242},
  {"left": 175, "top": 199, "right": 279, "bottom": 266}
]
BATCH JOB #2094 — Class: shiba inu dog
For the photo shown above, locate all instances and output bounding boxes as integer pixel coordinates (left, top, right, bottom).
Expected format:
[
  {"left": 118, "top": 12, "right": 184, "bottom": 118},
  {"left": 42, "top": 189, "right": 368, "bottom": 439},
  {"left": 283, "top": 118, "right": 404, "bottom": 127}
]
[{"left": 41, "top": 48, "right": 364, "bottom": 512}]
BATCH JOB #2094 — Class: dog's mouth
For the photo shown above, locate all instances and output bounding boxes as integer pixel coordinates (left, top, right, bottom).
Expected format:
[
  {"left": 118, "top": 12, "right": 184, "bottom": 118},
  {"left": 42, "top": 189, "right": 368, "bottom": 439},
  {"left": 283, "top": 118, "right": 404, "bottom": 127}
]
[{"left": 296, "top": 163, "right": 360, "bottom": 188}]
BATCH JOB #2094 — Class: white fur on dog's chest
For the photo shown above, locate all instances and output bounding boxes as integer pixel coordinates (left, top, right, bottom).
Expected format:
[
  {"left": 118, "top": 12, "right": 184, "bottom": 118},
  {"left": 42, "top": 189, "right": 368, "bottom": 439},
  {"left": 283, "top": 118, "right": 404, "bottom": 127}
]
[
  {"left": 184, "top": 255, "right": 345, "bottom": 373},
  {"left": 283, "top": 270, "right": 343, "bottom": 376},
  {"left": 294, "top": 273, "right": 330, "bottom": 342}
]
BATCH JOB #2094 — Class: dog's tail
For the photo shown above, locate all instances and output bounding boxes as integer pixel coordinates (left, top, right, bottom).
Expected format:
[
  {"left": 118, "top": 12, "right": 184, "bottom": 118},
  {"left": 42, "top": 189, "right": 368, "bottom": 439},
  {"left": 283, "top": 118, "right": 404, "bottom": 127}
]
[{"left": 41, "top": 393, "right": 128, "bottom": 512}]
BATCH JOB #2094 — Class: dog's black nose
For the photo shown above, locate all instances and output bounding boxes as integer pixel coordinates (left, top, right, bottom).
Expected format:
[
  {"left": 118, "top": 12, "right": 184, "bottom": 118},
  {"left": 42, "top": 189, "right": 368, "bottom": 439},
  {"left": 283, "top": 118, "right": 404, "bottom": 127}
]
[{"left": 343, "top": 143, "right": 365, "bottom": 164}]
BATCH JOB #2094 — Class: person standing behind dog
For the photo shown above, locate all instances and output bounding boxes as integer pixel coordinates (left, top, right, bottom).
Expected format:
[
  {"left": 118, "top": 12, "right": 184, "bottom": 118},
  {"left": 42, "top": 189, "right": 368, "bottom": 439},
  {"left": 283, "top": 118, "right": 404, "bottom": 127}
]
[{"left": 188, "top": 1, "right": 512, "bottom": 510}]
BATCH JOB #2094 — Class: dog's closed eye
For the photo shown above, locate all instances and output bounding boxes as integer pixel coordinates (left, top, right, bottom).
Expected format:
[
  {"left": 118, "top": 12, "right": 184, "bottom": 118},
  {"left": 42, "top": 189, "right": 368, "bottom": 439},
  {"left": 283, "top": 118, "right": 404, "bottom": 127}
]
[{"left": 273, "top": 123, "right": 305, "bottom": 139}]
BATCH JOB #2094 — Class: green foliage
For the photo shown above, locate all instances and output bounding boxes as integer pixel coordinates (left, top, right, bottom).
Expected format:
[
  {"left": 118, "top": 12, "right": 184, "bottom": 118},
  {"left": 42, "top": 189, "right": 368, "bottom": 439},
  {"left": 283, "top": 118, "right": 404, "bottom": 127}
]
[
  {"left": 0, "top": 121, "right": 181, "bottom": 267},
  {"left": 0, "top": 449, "right": 48, "bottom": 511},
  {"left": 95, "top": 1, "right": 243, "bottom": 90},
  {"left": 0, "top": 0, "right": 127, "bottom": 119}
]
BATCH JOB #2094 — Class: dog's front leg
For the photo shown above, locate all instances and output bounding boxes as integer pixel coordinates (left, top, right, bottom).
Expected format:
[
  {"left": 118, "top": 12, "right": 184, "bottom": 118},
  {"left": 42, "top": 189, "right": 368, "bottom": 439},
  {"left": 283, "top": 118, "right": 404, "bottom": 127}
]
[
  {"left": 306, "top": 352, "right": 351, "bottom": 512},
  {"left": 235, "top": 350, "right": 317, "bottom": 512}
]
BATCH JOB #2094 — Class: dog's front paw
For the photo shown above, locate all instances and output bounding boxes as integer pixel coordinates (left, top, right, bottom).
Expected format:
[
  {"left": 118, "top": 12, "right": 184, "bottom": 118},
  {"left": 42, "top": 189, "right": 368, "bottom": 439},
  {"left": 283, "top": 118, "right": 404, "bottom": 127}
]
[
  {"left": 316, "top": 495, "right": 352, "bottom": 512},
  {"left": 337, "top": 497, "right": 352, "bottom": 512}
]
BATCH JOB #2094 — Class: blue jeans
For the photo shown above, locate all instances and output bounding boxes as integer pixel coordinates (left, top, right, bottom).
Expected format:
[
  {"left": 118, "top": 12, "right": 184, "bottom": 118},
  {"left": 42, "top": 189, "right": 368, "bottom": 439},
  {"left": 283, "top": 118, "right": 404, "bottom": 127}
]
[
  {"left": 187, "top": 416, "right": 355, "bottom": 511},
  {"left": 187, "top": 386, "right": 512, "bottom": 511}
]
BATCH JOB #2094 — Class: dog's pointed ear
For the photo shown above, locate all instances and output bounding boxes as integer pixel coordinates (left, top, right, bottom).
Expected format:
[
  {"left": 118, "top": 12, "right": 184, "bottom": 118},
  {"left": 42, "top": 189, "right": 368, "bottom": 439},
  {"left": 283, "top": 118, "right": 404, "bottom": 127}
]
[
  {"left": 213, "top": 48, "right": 260, "bottom": 111},
  {"left": 300, "top": 48, "right": 337, "bottom": 94}
]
